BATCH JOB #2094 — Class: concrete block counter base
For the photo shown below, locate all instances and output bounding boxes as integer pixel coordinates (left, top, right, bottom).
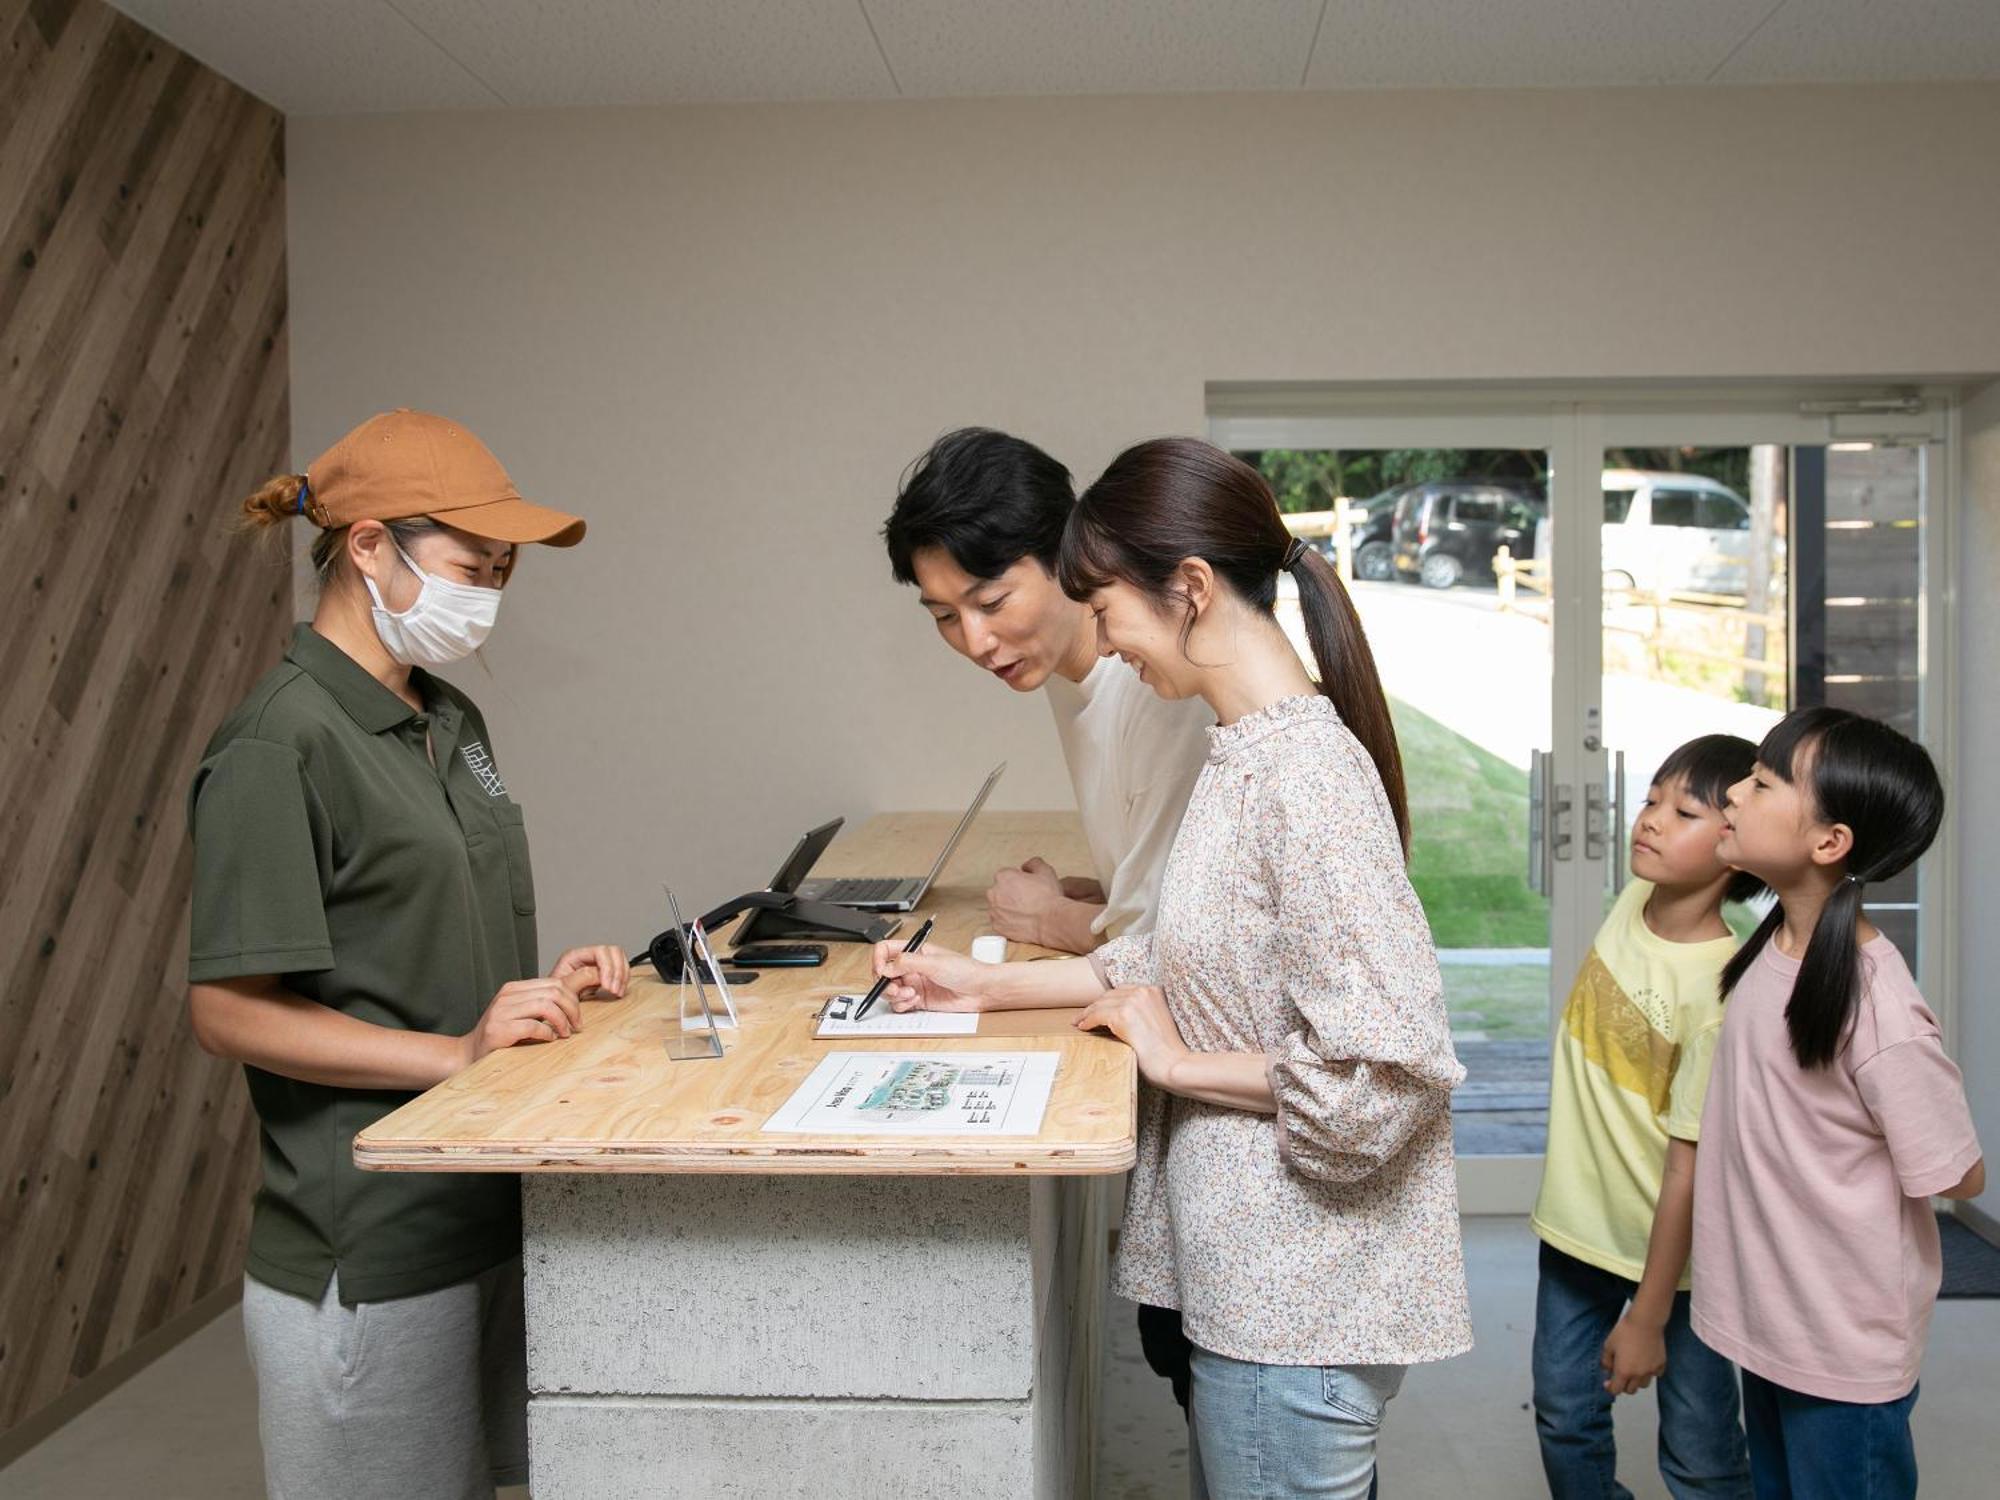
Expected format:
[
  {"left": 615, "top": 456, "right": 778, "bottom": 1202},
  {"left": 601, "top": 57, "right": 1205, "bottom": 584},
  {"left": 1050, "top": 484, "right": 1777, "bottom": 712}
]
[{"left": 523, "top": 1174, "right": 1107, "bottom": 1499}]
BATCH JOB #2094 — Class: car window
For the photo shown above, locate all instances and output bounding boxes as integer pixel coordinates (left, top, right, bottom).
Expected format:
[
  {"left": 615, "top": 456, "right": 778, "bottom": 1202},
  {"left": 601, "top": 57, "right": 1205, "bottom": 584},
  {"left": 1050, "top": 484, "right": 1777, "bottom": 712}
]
[
  {"left": 1696, "top": 492, "right": 1750, "bottom": 530},
  {"left": 1649, "top": 488, "right": 1703, "bottom": 527},
  {"left": 1504, "top": 499, "right": 1539, "bottom": 530},
  {"left": 1452, "top": 494, "right": 1502, "bottom": 525},
  {"left": 1604, "top": 487, "right": 1637, "bottom": 523}
]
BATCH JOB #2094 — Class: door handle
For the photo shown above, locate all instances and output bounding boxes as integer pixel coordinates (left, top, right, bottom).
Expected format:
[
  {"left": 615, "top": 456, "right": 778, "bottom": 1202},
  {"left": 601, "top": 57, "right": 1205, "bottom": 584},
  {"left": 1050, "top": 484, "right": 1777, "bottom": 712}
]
[
  {"left": 1529, "top": 750, "right": 1548, "bottom": 894},
  {"left": 1610, "top": 751, "right": 1629, "bottom": 894},
  {"left": 1585, "top": 779, "right": 1608, "bottom": 862}
]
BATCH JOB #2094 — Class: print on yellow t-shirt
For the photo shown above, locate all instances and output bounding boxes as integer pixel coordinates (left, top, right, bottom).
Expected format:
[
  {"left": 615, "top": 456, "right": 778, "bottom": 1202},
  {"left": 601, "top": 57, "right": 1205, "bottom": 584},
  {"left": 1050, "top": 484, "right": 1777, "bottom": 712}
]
[{"left": 1531, "top": 879, "right": 1739, "bottom": 1283}]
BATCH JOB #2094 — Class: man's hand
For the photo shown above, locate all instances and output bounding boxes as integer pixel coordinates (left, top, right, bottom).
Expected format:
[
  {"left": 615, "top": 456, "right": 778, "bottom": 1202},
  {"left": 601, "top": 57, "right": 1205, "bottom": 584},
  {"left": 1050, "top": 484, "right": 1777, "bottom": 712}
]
[{"left": 986, "top": 857, "right": 1068, "bottom": 946}]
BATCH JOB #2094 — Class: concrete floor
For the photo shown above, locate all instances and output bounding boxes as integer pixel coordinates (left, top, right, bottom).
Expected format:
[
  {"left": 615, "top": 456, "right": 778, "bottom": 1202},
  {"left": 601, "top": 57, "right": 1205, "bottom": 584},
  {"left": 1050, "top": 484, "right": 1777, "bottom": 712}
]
[{"left": 5, "top": 1218, "right": 1996, "bottom": 1498}]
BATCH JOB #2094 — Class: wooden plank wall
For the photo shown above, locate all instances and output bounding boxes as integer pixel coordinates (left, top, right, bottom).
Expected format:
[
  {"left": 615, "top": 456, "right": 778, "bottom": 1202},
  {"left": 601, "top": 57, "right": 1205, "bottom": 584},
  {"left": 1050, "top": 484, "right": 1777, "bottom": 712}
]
[{"left": 0, "top": 0, "right": 290, "bottom": 1441}]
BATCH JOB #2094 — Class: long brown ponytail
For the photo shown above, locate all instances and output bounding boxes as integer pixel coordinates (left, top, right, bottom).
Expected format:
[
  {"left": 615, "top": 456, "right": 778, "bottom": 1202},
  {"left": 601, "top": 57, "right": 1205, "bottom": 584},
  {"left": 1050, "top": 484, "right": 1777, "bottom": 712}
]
[{"left": 1058, "top": 438, "right": 1410, "bottom": 854}]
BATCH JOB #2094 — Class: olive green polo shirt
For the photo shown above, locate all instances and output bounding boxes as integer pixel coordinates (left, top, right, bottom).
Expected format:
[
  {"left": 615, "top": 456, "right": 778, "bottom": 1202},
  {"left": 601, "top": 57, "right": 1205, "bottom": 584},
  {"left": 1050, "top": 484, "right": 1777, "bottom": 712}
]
[{"left": 188, "top": 625, "right": 537, "bottom": 1305}]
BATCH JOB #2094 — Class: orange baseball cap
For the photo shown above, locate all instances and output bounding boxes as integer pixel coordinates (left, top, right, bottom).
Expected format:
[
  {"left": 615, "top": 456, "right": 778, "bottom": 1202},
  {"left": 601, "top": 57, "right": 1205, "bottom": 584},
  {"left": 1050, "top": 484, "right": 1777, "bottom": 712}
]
[{"left": 302, "top": 409, "right": 585, "bottom": 547}]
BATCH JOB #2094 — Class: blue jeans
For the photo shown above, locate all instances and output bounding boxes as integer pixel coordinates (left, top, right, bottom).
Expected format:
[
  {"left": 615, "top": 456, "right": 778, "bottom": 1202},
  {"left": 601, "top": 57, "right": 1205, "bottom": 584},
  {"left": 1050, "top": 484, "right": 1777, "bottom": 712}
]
[
  {"left": 1188, "top": 1345, "right": 1399, "bottom": 1500},
  {"left": 1532, "top": 1241, "right": 1752, "bottom": 1499},
  {"left": 1739, "top": 1370, "right": 1917, "bottom": 1500}
]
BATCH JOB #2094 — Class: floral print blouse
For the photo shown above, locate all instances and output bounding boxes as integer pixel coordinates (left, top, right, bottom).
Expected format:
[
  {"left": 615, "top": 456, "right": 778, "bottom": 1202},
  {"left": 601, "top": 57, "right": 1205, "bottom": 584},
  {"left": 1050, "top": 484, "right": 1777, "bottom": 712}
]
[{"left": 1092, "top": 694, "right": 1473, "bottom": 1367}]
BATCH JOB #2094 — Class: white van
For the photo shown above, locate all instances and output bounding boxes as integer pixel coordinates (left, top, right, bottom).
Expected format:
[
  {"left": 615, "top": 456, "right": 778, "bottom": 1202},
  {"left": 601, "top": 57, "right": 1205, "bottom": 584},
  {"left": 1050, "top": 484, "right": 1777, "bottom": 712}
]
[{"left": 1534, "top": 469, "right": 1758, "bottom": 597}]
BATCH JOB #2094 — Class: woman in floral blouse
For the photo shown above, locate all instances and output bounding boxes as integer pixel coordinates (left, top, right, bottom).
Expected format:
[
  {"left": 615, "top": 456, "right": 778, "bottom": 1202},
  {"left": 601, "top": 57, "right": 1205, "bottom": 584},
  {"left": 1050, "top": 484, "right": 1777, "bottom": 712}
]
[{"left": 873, "top": 438, "right": 1472, "bottom": 1499}]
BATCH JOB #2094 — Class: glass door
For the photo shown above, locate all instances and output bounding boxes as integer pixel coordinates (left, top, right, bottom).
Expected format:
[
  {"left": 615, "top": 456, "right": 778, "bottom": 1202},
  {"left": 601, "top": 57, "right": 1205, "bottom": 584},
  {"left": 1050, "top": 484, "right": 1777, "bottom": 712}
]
[{"left": 1212, "top": 389, "right": 1953, "bottom": 1212}]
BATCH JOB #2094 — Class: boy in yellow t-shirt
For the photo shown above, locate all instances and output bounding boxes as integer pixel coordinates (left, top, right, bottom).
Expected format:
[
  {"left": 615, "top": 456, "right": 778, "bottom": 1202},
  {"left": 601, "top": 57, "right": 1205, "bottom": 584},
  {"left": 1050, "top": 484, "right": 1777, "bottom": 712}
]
[{"left": 1531, "top": 734, "right": 1762, "bottom": 1499}]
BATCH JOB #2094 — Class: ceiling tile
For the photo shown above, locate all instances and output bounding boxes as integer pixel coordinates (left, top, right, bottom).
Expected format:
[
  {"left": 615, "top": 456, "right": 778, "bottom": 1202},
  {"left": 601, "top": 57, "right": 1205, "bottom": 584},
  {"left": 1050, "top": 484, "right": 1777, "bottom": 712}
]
[
  {"left": 109, "top": 1, "right": 501, "bottom": 113},
  {"left": 864, "top": 0, "right": 1327, "bottom": 97},
  {"left": 1305, "top": 0, "right": 1778, "bottom": 90},
  {"left": 389, "top": 0, "right": 894, "bottom": 107},
  {"left": 1713, "top": 0, "right": 2000, "bottom": 84}
]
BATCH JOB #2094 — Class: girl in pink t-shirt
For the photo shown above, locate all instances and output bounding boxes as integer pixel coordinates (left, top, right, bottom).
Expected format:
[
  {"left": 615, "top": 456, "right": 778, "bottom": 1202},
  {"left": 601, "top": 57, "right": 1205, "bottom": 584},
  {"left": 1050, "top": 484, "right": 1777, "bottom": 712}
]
[{"left": 1694, "top": 706, "right": 1985, "bottom": 1500}]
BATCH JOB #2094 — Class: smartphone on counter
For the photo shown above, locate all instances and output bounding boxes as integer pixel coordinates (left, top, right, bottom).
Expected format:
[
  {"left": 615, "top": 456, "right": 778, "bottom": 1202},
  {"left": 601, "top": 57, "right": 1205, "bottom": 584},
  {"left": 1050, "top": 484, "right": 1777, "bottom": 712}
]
[{"left": 727, "top": 944, "right": 827, "bottom": 968}]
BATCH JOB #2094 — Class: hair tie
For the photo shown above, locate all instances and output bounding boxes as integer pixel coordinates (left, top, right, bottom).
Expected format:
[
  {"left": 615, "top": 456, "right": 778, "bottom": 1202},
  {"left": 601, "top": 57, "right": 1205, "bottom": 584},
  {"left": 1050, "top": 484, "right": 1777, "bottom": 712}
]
[
  {"left": 294, "top": 476, "right": 311, "bottom": 516},
  {"left": 1282, "top": 537, "right": 1307, "bottom": 571},
  {"left": 1846, "top": 873, "right": 1865, "bottom": 888}
]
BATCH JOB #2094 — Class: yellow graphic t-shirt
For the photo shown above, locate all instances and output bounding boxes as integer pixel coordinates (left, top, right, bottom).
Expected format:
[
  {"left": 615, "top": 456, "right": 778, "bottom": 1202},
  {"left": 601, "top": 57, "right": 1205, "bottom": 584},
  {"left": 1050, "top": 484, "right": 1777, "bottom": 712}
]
[{"left": 1531, "top": 879, "right": 1738, "bottom": 1283}]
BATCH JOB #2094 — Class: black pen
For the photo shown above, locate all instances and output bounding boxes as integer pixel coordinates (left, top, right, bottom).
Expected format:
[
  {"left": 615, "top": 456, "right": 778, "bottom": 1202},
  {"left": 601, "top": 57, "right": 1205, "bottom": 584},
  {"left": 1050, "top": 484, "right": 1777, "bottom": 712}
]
[{"left": 851, "top": 916, "right": 935, "bottom": 1022}]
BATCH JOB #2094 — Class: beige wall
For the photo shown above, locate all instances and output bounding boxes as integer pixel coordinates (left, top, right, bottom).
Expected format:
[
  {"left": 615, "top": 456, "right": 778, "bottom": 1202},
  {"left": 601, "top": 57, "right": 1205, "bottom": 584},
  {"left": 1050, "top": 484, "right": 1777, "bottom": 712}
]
[{"left": 287, "top": 83, "right": 2000, "bottom": 953}]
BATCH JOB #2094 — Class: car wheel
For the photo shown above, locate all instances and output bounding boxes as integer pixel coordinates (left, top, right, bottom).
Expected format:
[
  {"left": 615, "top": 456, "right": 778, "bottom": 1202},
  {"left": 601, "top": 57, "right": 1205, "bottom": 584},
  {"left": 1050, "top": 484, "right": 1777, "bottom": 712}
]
[
  {"left": 1420, "top": 553, "right": 1462, "bottom": 590},
  {"left": 1603, "top": 569, "right": 1636, "bottom": 594},
  {"left": 1355, "top": 542, "right": 1393, "bottom": 582}
]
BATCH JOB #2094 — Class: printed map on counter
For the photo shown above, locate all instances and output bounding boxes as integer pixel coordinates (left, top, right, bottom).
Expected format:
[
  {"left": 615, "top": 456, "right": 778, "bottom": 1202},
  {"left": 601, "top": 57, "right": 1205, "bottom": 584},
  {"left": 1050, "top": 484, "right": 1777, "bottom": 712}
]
[{"left": 762, "top": 1051, "right": 1058, "bottom": 1136}]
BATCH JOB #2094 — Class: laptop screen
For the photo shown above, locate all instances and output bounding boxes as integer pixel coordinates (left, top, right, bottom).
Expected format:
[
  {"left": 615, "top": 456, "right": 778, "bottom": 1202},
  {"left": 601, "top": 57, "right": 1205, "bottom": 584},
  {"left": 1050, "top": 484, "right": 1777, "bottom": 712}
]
[{"left": 768, "top": 817, "right": 844, "bottom": 894}]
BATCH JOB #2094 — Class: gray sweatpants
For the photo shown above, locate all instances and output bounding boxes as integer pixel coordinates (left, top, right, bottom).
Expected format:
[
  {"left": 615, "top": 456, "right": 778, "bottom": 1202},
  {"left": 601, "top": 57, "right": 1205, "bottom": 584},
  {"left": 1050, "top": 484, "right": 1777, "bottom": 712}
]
[{"left": 241, "top": 1259, "right": 528, "bottom": 1500}]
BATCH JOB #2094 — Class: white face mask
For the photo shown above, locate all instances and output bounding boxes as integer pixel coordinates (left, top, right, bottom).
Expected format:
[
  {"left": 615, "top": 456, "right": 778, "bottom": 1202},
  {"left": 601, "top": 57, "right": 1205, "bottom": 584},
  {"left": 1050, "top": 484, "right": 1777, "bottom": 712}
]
[{"left": 364, "top": 541, "right": 502, "bottom": 668}]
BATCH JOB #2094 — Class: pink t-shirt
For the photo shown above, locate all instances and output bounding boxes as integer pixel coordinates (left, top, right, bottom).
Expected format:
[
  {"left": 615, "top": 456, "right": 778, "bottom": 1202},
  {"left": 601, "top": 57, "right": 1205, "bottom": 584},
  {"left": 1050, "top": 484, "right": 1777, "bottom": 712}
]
[{"left": 1691, "top": 933, "right": 1982, "bottom": 1403}]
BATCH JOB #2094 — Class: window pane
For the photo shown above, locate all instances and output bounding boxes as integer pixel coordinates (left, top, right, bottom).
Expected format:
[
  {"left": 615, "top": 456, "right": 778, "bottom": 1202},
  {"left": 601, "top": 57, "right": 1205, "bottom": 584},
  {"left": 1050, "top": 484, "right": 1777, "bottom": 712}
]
[
  {"left": 1650, "top": 489, "right": 1701, "bottom": 527},
  {"left": 1604, "top": 488, "right": 1637, "bottom": 523}
]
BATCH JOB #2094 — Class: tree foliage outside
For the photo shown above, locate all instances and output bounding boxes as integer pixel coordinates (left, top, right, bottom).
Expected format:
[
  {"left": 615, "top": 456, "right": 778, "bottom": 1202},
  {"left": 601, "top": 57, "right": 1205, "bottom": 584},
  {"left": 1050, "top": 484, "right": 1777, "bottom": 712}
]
[
  {"left": 1241, "top": 448, "right": 1549, "bottom": 514},
  {"left": 1242, "top": 445, "right": 1752, "bottom": 514}
]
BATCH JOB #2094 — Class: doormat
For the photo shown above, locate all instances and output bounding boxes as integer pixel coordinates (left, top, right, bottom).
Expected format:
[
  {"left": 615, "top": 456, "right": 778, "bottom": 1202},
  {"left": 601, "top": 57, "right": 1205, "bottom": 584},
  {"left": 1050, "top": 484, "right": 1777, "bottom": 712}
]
[{"left": 1939, "top": 1212, "right": 2000, "bottom": 1299}]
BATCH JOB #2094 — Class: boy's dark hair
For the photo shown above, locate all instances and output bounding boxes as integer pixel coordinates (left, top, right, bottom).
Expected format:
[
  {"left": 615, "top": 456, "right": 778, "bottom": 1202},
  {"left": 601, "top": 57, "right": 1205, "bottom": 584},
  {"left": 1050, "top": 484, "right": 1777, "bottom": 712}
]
[
  {"left": 1651, "top": 733, "right": 1766, "bottom": 905},
  {"left": 1718, "top": 707, "right": 1944, "bottom": 1069},
  {"left": 882, "top": 428, "right": 1074, "bottom": 585}
]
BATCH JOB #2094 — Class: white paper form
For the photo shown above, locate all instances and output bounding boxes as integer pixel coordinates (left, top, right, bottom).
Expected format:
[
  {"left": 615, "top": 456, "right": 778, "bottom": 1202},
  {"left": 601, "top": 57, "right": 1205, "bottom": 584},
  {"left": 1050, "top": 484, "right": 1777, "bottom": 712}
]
[
  {"left": 762, "top": 1052, "right": 1059, "bottom": 1136},
  {"left": 814, "top": 996, "right": 978, "bottom": 1038}
]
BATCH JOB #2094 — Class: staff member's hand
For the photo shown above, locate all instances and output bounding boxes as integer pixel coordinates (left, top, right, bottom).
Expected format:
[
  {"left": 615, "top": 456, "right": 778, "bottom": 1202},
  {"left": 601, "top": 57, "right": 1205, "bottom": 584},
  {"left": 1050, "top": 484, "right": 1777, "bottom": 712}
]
[
  {"left": 871, "top": 942, "right": 995, "bottom": 1012},
  {"left": 551, "top": 943, "right": 630, "bottom": 999},
  {"left": 459, "top": 970, "right": 590, "bottom": 1068},
  {"left": 1075, "top": 985, "right": 1189, "bottom": 1086}
]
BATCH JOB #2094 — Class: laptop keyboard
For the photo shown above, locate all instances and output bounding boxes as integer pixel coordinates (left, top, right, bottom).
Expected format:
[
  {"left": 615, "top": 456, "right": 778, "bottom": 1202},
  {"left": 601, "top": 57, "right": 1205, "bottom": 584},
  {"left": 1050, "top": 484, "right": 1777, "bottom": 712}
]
[{"left": 812, "top": 877, "right": 905, "bottom": 903}]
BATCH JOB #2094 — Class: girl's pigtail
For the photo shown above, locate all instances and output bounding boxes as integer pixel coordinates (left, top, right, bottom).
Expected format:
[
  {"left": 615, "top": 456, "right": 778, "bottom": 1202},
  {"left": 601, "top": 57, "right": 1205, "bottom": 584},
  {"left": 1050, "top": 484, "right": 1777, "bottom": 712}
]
[{"left": 1786, "top": 875, "right": 1869, "bottom": 1069}]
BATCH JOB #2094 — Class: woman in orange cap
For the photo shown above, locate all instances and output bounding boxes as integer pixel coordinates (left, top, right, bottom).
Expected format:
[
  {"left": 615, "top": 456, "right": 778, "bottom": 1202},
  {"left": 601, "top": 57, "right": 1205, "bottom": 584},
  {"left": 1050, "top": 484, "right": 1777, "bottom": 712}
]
[{"left": 186, "top": 409, "right": 622, "bottom": 1498}]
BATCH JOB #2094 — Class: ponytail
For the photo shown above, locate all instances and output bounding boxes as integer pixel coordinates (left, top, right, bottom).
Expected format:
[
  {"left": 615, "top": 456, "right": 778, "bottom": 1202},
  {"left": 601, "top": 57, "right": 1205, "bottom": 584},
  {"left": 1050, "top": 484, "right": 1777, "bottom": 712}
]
[
  {"left": 1289, "top": 546, "right": 1409, "bottom": 851},
  {"left": 1719, "top": 707, "right": 1943, "bottom": 1069},
  {"left": 238, "top": 472, "right": 311, "bottom": 529}
]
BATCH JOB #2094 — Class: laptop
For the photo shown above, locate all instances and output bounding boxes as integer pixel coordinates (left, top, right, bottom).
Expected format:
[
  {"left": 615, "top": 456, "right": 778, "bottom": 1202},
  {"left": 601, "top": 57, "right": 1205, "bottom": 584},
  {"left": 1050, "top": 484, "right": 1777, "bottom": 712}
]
[{"left": 795, "top": 762, "right": 1007, "bottom": 912}]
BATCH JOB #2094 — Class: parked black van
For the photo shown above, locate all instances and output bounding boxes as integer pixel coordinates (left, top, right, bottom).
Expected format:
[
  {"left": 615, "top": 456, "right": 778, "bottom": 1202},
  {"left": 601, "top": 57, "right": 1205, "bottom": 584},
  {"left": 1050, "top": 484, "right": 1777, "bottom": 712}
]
[{"left": 1390, "top": 481, "right": 1545, "bottom": 590}]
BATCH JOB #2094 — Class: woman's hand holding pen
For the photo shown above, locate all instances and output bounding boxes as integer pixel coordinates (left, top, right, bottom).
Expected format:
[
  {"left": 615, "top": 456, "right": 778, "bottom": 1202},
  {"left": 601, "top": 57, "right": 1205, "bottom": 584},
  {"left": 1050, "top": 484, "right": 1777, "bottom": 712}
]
[
  {"left": 870, "top": 942, "right": 994, "bottom": 1012},
  {"left": 1075, "top": 985, "right": 1190, "bottom": 1087}
]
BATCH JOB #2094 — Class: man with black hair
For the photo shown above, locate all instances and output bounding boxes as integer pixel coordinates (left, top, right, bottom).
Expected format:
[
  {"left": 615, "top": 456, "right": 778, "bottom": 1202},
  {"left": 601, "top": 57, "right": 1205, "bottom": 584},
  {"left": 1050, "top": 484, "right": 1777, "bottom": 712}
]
[
  {"left": 883, "top": 427, "right": 1211, "bottom": 1410},
  {"left": 883, "top": 428, "right": 1211, "bottom": 959}
]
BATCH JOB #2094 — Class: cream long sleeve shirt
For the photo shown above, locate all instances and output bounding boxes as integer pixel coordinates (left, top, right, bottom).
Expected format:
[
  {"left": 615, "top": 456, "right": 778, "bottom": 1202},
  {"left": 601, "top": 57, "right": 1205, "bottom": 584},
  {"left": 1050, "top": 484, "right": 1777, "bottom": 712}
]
[{"left": 1044, "top": 655, "right": 1210, "bottom": 938}]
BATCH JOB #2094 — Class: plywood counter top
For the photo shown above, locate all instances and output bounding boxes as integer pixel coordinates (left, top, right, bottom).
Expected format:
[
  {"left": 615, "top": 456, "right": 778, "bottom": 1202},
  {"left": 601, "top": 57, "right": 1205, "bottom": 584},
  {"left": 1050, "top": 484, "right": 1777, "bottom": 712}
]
[{"left": 354, "top": 812, "right": 1136, "bottom": 1176}]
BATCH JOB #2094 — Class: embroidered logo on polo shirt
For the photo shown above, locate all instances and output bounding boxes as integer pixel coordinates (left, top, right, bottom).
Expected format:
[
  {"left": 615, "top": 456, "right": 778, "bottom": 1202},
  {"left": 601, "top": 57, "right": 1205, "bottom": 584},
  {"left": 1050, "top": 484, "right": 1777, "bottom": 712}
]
[{"left": 461, "top": 740, "right": 508, "bottom": 798}]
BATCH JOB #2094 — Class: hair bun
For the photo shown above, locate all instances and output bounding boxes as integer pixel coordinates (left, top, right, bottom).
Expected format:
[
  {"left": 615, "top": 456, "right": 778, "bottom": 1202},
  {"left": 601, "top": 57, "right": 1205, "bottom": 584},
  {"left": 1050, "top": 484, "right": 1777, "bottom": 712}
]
[{"left": 240, "top": 473, "right": 309, "bottom": 528}]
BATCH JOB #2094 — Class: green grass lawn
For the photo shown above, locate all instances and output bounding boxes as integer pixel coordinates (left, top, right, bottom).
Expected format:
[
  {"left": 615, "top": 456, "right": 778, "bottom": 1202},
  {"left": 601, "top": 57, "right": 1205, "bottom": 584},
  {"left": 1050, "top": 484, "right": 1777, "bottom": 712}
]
[
  {"left": 1439, "top": 963, "right": 1552, "bottom": 1038},
  {"left": 1392, "top": 698, "right": 1550, "bottom": 949}
]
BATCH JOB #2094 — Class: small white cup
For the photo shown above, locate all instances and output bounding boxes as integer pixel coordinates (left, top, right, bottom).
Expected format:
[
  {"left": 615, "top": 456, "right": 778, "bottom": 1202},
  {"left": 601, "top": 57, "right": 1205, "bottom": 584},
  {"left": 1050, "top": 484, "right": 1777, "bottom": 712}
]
[{"left": 970, "top": 934, "right": 1008, "bottom": 965}]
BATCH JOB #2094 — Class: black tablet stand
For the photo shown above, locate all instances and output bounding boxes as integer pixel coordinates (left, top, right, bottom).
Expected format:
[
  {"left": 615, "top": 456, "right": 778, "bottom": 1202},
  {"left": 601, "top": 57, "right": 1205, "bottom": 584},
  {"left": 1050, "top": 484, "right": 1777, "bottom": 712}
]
[{"left": 643, "top": 890, "right": 895, "bottom": 980}]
